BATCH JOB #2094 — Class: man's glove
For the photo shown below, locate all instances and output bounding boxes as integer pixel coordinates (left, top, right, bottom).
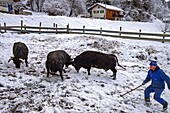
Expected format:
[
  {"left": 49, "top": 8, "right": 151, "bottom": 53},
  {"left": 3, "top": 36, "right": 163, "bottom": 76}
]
[{"left": 142, "top": 82, "right": 145, "bottom": 85}]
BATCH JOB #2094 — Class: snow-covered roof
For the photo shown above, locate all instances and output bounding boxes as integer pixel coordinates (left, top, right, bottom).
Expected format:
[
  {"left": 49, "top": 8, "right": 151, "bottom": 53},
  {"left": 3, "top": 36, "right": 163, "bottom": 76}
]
[{"left": 88, "top": 3, "right": 123, "bottom": 12}]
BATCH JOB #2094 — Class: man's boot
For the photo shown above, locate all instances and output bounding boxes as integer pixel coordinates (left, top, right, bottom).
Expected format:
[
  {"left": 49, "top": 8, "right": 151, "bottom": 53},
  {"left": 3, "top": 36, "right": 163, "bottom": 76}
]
[
  {"left": 145, "top": 98, "right": 150, "bottom": 102},
  {"left": 162, "top": 102, "right": 168, "bottom": 112},
  {"left": 145, "top": 98, "right": 151, "bottom": 106}
]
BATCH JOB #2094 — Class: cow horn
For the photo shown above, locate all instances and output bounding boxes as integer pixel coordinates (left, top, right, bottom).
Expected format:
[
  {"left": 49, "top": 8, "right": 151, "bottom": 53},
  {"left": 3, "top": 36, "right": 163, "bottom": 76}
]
[
  {"left": 8, "top": 57, "right": 14, "bottom": 63},
  {"left": 70, "top": 58, "right": 74, "bottom": 61},
  {"left": 19, "top": 58, "right": 24, "bottom": 63},
  {"left": 69, "top": 58, "right": 74, "bottom": 64}
]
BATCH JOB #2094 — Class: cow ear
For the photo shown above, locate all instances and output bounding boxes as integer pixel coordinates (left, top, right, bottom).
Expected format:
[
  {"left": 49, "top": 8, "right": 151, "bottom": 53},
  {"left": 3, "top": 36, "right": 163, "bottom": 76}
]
[
  {"left": 8, "top": 57, "right": 14, "bottom": 63},
  {"left": 19, "top": 58, "right": 24, "bottom": 63}
]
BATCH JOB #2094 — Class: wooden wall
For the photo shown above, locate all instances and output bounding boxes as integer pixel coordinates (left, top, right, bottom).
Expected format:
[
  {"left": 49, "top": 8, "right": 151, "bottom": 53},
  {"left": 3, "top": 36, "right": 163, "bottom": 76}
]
[{"left": 106, "top": 9, "right": 120, "bottom": 20}]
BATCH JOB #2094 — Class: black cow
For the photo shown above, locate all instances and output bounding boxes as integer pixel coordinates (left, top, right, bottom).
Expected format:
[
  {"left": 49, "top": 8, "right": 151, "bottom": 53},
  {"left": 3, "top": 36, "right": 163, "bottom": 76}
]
[
  {"left": 72, "top": 51, "right": 125, "bottom": 80},
  {"left": 45, "top": 50, "right": 72, "bottom": 80},
  {"left": 8, "top": 42, "right": 29, "bottom": 68}
]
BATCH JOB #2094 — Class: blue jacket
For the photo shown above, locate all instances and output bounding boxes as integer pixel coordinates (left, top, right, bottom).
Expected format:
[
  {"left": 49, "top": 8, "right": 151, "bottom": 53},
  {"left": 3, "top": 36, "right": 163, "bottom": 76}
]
[{"left": 143, "top": 66, "right": 170, "bottom": 89}]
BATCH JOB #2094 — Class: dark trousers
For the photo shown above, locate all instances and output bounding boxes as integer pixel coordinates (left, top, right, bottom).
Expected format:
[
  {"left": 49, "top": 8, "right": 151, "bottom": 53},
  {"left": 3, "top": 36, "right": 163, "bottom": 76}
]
[{"left": 144, "top": 85, "right": 167, "bottom": 105}]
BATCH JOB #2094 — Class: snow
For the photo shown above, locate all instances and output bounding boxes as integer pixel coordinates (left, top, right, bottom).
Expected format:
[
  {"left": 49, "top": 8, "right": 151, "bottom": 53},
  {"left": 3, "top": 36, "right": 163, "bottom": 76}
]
[
  {"left": 0, "top": 12, "right": 170, "bottom": 113},
  {"left": 88, "top": 3, "right": 124, "bottom": 12},
  {"left": 0, "top": 12, "right": 164, "bottom": 33}
]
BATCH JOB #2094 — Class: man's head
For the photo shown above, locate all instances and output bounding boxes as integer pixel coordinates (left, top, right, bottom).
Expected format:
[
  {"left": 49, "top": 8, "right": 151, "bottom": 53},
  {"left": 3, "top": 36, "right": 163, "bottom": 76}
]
[{"left": 149, "top": 60, "right": 157, "bottom": 71}]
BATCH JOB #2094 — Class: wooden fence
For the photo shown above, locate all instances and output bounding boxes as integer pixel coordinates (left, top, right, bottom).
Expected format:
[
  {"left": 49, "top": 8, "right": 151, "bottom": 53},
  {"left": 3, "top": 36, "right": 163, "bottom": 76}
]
[{"left": 1, "top": 20, "right": 170, "bottom": 43}]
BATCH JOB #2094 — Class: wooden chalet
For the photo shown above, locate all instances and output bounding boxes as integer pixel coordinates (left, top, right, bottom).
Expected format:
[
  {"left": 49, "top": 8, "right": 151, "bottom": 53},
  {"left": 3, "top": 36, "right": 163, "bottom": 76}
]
[{"left": 88, "top": 3, "right": 124, "bottom": 20}]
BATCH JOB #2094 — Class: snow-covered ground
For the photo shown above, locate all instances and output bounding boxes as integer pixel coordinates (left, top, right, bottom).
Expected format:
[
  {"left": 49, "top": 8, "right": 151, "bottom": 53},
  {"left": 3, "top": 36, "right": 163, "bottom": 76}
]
[
  {"left": 0, "top": 13, "right": 170, "bottom": 113},
  {"left": 0, "top": 12, "right": 164, "bottom": 33}
]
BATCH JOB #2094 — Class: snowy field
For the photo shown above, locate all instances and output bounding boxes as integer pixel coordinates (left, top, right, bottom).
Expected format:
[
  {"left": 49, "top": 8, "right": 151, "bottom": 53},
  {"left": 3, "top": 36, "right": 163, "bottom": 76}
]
[
  {"left": 0, "top": 12, "right": 164, "bottom": 33},
  {"left": 0, "top": 13, "right": 170, "bottom": 113}
]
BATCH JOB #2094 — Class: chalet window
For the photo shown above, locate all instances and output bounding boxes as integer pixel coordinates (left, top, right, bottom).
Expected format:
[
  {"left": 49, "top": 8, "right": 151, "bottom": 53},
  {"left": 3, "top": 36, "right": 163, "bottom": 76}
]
[
  {"left": 0, "top": 1, "right": 7, "bottom": 7},
  {"left": 93, "top": 10, "right": 98, "bottom": 14},
  {"left": 93, "top": 10, "right": 100, "bottom": 14},
  {"left": 117, "top": 15, "right": 124, "bottom": 17},
  {"left": 98, "top": 6, "right": 100, "bottom": 8},
  {"left": 100, "top": 10, "right": 104, "bottom": 13},
  {"left": 112, "top": 14, "right": 117, "bottom": 17}
]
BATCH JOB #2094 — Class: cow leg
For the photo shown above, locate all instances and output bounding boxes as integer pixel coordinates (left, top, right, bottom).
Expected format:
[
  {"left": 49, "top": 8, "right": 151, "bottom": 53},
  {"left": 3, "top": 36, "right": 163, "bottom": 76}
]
[
  {"left": 87, "top": 66, "right": 91, "bottom": 75},
  {"left": 47, "top": 68, "right": 50, "bottom": 77},
  {"left": 111, "top": 68, "right": 117, "bottom": 80},
  {"left": 25, "top": 58, "right": 28, "bottom": 67},
  {"left": 63, "top": 69, "right": 66, "bottom": 73},
  {"left": 59, "top": 70, "right": 64, "bottom": 81}
]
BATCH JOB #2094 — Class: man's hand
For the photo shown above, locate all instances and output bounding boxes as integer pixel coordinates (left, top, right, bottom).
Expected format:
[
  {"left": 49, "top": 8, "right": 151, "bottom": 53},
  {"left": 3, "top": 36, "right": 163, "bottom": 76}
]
[{"left": 142, "top": 82, "right": 145, "bottom": 85}]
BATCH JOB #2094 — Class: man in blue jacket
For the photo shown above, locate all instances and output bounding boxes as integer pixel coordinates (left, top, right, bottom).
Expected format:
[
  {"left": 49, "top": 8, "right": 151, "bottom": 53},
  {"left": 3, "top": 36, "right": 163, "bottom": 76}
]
[{"left": 142, "top": 60, "right": 170, "bottom": 111}]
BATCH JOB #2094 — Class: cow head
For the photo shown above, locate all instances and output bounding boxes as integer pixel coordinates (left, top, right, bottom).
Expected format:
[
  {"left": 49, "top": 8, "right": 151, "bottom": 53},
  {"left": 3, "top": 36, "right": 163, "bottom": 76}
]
[
  {"left": 74, "top": 65, "right": 81, "bottom": 73},
  {"left": 8, "top": 57, "right": 24, "bottom": 68},
  {"left": 65, "top": 58, "right": 74, "bottom": 67},
  {"left": 71, "top": 60, "right": 81, "bottom": 73}
]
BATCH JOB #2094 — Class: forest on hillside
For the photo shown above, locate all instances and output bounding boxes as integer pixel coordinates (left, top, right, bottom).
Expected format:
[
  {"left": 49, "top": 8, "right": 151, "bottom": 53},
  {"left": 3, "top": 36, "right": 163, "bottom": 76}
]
[{"left": 16, "top": 0, "right": 170, "bottom": 22}]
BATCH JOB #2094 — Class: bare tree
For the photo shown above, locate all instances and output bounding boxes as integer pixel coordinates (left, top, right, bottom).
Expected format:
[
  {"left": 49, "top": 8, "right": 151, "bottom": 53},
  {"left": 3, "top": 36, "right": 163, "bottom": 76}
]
[
  {"left": 69, "top": 0, "right": 87, "bottom": 17},
  {"left": 69, "top": 0, "right": 75, "bottom": 16},
  {"left": 30, "top": 0, "right": 45, "bottom": 12}
]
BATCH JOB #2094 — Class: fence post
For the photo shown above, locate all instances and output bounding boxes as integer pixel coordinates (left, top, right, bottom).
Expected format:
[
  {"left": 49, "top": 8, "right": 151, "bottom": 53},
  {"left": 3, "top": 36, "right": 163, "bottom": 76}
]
[
  {"left": 21, "top": 20, "right": 23, "bottom": 30},
  {"left": 119, "top": 26, "right": 122, "bottom": 36},
  {"left": 139, "top": 29, "right": 141, "bottom": 37},
  {"left": 0, "top": 24, "right": 1, "bottom": 33},
  {"left": 53, "top": 23, "right": 55, "bottom": 28},
  {"left": 162, "top": 31, "right": 165, "bottom": 43},
  {"left": 100, "top": 27, "right": 102, "bottom": 34},
  {"left": 4, "top": 23, "right": 6, "bottom": 33},
  {"left": 67, "top": 24, "right": 69, "bottom": 34},
  {"left": 39, "top": 22, "right": 41, "bottom": 34},
  {"left": 83, "top": 25, "right": 85, "bottom": 33},
  {"left": 55, "top": 24, "right": 58, "bottom": 34}
]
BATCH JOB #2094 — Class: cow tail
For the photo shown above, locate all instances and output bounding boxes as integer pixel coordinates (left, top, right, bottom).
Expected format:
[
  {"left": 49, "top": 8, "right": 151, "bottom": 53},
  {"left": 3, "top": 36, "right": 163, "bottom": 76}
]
[{"left": 114, "top": 55, "right": 126, "bottom": 70}]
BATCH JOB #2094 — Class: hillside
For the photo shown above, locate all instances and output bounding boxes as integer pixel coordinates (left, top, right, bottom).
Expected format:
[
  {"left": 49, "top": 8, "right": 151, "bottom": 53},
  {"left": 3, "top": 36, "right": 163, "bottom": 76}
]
[
  {"left": 18, "top": 0, "right": 170, "bottom": 22},
  {"left": 0, "top": 13, "right": 170, "bottom": 113}
]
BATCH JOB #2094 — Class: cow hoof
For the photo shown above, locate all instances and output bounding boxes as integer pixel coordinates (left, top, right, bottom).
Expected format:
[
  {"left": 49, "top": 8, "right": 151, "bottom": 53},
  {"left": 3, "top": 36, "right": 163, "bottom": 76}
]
[{"left": 111, "top": 76, "right": 116, "bottom": 80}]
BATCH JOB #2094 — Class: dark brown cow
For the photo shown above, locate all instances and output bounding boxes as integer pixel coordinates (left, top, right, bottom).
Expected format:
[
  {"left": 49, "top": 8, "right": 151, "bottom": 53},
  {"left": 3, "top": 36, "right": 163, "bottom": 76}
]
[
  {"left": 72, "top": 51, "right": 125, "bottom": 80},
  {"left": 8, "top": 42, "right": 29, "bottom": 68},
  {"left": 45, "top": 50, "right": 71, "bottom": 80}
]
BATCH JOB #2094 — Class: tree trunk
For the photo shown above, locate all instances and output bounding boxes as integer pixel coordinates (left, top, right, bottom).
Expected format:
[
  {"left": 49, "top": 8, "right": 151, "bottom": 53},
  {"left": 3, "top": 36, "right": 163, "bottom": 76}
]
[{"left": 69, "top": 0, "right": 75, "bottom": 17}]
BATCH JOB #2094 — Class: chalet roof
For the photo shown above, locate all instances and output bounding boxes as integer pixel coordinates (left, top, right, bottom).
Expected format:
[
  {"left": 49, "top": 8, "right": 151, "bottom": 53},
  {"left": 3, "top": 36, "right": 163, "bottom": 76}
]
[{"left": 88, "top": 3, "right": 124, "bottom": 12}]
